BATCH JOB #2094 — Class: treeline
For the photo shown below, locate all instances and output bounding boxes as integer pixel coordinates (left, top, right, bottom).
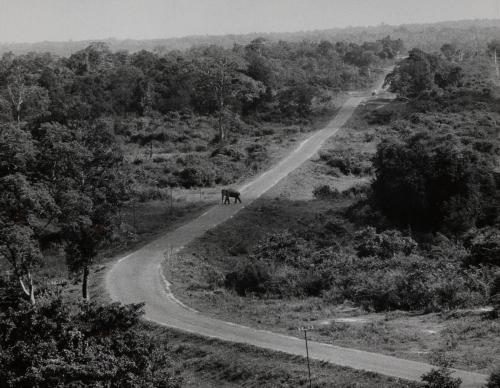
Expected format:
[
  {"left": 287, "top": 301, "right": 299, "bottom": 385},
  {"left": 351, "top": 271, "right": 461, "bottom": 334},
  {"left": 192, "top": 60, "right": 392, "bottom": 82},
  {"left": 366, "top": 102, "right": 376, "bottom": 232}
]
[
  {"left": 0, "top": 37, "right": 402, "bottom": 130},
  {"left": 1, "top": 18, "right": 497, "bottom": 56},
  {"left": 0, "top": 35, "right": 403, "bottom": 307},
  {"left": 225, "top": 42, "right": 500, "bottom": 315}
]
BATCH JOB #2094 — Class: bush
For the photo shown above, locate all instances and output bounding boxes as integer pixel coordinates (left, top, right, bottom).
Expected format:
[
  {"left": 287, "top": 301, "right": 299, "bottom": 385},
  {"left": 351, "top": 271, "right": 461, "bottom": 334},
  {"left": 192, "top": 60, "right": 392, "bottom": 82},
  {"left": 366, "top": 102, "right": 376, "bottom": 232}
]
[
  {"left": 313, "top": 184, "right": 340, "bottom": 200},
  {"left": 318, "top": 149, "right": 372, "bottom": 176},
  {"left": 421, "top": 368, "right": 462, "bottom": 388},
  {"left": 323, "top": 250, "right": 490, "bottom": 312},
  {"left": 490, "top": 272, "right": 500, "bottom": 317},
  {"left": 0, "top": 294, "right": 182, "bottom": 387},
  {"left": 177, "top": 166, "right": 215, "bottom": 188},
  {"left": 487, "top": 368, "right": 500, "bottom": 388},
  {"left": 372, "top": 132, "right": 498, "bottom": 234},
  {"left": 465, "top": 227, "right": 500, "bottom": 266},
  {"left": 224, "top": 260, "right": 271, "bottom": 296},
  {"left": 354, "top": 227, "right": 417, "bottom": 259}
]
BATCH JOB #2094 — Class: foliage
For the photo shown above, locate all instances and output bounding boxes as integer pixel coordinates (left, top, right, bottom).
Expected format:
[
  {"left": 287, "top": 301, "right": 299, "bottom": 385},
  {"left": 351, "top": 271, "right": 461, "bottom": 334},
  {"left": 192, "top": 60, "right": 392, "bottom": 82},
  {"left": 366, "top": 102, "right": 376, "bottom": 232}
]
[
  {"left": 224, "top": 260, "right": 271, "bottom": 296},
  {"left": 372, "top": 131, "right": 498, "bottom": 235},
  {"left": 490, "top": 272, "right": 500, "bottom": 317},
  {"left": 313, "top": 184, "right": 341, "bottom": 200},
  {"left": 222, "top": 227, "right": 491, "bottom": 311},
  {"left": 0, "top": 293, "right": 182, "bottom": 387},
  {"left": 354, "top": 227, "right": 417, "bottom": 259},
  {"left": 318, "top": 148, "right": 372, "bottom": 176},
  {"left": 487, "top": 368, "right": 500, "bottom": 388},
  {"left": 421, "top": 368, "right": 462, "bottom": 388},
  {"left": 464, "top": 227, "right": 500, "bottom": 266},
  {"left": 384, "top": 48, "right": 463, "bottom": 99}
]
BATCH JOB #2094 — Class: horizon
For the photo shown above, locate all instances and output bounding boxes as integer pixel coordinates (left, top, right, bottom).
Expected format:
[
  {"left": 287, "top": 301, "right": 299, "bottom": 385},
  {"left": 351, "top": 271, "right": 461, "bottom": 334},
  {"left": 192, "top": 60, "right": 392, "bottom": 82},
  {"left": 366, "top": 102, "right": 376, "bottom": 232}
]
[
  {"left": 0, "top": 17, "right": 499, "bottom": 46},
  {"left": 0, "top": 0, "right": 499, "bottom": 44}
]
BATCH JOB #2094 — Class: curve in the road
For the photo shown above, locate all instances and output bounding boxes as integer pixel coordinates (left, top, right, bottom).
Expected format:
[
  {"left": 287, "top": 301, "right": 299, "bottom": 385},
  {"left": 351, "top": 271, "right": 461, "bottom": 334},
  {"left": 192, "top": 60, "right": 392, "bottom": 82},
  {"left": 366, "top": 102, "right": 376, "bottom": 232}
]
[{"left": 106, "top": 91, "right": 487, "bottom": 388}]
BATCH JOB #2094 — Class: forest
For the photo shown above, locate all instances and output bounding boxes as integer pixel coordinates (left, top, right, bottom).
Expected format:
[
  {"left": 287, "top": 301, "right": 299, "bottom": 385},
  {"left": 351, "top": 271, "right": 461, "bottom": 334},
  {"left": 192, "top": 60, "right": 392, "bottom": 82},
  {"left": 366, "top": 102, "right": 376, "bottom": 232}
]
[
  {"left": 0, "top": 34, "right": 405, "bottom": 386},
  {"left": 1, "top": 18, "right": 500, "bottom": 387}
]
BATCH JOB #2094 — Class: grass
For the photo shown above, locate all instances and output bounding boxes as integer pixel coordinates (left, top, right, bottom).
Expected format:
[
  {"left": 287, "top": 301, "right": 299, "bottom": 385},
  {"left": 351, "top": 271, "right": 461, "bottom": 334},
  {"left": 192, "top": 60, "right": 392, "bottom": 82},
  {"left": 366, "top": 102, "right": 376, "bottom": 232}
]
[
  {"left": 144, "top": 322, "right": 419, "bottom": 388},
  {"left": 161, "top": 94, "right": 500, "bottom": 376},
  {"left": 124, "top": 97, "right": 348, "bottom": 195}
]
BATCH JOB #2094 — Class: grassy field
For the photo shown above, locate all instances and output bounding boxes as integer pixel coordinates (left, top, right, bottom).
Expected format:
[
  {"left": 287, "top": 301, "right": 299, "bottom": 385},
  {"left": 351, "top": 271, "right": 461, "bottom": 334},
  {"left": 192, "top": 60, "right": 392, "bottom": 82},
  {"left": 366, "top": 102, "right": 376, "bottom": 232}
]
[
  {"left": 162, "top": 94, "right": 500, "bottom": 376},
  {"left": 142, "top": 323, "right": 419, "bottom": 388}
]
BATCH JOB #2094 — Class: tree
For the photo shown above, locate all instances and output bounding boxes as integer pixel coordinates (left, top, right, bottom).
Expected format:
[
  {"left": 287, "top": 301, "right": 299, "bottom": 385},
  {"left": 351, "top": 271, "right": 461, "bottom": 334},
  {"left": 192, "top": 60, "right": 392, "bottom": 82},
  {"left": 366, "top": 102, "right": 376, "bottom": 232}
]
[
  {"left": 193, "top": 46, "right": 264, "bottom": 141},
  {"left": 0, "top": 125, "right": 57, "bottom": 304},
  {"left": 0, "top": 294, "right": 182, "bottom": 387},
  {"left": 57, "top": 122, "right": 128, "bottom": 300},
  {"left": 0, "top": 225, "right": 41, "bottom": 304},
  {"left": 0, "top": 64, "right": 50, "bottom": 124},
  {"left": 441, "top": 43, "right": 458, "bottom": 61},
  {"left": 384, "top": 48, "right": 463, "bottom": 99},
  {"left": 372, "top": 132, "right": 497, "bottom": 234},
  {"left": 487, "top": 39, "right": 500, "bottom": 78}
]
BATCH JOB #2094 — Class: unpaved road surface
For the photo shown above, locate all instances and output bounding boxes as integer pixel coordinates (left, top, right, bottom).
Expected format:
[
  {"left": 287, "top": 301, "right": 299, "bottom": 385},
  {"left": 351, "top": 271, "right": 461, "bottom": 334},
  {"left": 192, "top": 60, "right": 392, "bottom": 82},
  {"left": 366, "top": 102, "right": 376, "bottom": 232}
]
[{"left": 106, "top": 88, "right": 487, "bottom": 387}]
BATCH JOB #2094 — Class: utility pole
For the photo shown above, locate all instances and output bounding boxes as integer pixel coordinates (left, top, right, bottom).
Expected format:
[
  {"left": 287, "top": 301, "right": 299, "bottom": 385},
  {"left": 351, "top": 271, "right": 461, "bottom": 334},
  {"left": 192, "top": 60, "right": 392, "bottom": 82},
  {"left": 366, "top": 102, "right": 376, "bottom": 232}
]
[{"left": 299, "top": 326, "right": 314, "bottom": 388}]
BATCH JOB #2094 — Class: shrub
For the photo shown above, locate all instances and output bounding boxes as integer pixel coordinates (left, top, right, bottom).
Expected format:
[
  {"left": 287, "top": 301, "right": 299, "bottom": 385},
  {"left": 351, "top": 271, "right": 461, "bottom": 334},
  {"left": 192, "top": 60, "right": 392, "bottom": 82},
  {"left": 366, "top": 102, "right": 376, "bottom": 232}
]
[
  {"left": 318, "top": 149, "right": 372, "bottom": 176},
  {"left": 372, "top": 132, "right": 498, "bottom": 234},
  {"left": 354, "top": 227, "right": 417, "bottom": 259},
  {"left": 210, "top": 145, "right": 244, "bottom": 161},
  {"left": 0, "top": 294, "right": 182, "bottom": 387},
  {"left": 177, "top": 166, "right": 215, "bottom": 188},
  {"left": 490, "top": 272, "right": 500, "bottom": 317},
  {"left": 313, "top": 184, "right": 341, "bottom": 200},
  {"left": 465, "top": 227, "right": 500, "bottom": 266},
  {"left": 224, "top": 260, "right": 271, "bottom": 296},
  {"left": 487, "top": 368, "right": 500, "bottom": 388},
  {"left": 421, "top": 368, "right": 462, "bottom": 388}
]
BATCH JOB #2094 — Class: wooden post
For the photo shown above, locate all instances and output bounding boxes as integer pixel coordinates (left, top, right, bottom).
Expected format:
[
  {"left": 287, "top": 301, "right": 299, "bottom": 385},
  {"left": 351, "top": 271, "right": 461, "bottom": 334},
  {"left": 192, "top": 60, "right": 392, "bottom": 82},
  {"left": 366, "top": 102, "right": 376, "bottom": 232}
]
[
  {"left": 299, "top": 326, "right": 314, "bottom": 388},
  {"left": 304, "top": 329, "right": 312, "bottom": 388}
]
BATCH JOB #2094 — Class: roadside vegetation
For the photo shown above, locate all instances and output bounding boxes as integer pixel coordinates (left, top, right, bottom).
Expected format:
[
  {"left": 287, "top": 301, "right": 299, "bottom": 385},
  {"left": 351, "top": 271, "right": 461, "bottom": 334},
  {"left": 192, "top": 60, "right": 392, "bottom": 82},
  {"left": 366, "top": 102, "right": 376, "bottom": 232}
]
[
  {"left": 0, "top": 30, "right": 413, "bottom": 386},
  {"left": 170, "top": 39, "right": 500, "bottom": 383},
  {"left": 2, "top": 19, "right": 500, "bottom": 386}
]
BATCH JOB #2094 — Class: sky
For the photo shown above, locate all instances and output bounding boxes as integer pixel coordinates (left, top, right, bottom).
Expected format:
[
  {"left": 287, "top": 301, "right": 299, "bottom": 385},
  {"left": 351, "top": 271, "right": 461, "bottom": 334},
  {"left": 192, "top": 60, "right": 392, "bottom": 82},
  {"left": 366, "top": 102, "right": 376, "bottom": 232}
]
[{"left": 0, "top": 0, "right": 499, "bottom": 43}]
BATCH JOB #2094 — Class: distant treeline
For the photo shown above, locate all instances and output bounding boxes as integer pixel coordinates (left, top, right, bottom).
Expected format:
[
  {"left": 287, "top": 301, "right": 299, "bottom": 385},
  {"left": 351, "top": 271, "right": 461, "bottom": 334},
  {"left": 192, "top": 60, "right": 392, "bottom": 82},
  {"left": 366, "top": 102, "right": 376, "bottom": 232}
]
[
  {"left": 0, "top": 36, "right": 401, "bottom": 130},
  {"left": 0, "top": 19, "right": 498, "bottom": 57}
]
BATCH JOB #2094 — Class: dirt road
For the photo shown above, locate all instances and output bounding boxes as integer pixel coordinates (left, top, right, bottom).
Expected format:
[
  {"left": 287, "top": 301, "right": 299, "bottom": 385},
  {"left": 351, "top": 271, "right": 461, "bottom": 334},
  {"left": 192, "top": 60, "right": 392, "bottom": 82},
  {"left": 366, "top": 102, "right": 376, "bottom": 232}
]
[{"left": 106, "top": 87, "right": 487, "bottom": 387}]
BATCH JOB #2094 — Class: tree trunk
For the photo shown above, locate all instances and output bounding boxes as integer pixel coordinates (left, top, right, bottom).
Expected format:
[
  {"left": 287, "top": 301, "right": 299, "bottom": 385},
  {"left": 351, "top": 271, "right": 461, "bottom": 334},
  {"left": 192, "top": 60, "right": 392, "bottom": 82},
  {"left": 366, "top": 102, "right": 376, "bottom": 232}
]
[
  {"left": 218, "top": 100, "right": 225, "bottom": 142},
  {"left": 82, "top": 265, "right": 90, "bottom": 301},
  {"left": 19, "top": 271, "right": 35, "bottom": 305}
]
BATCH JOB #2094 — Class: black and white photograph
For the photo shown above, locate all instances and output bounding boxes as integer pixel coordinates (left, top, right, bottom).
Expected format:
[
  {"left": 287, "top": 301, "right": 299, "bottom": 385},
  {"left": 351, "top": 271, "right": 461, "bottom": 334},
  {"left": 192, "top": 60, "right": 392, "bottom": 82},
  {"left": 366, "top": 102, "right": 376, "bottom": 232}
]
[{"left": 0, "top": 1, "right": 500, "bottom": 387}]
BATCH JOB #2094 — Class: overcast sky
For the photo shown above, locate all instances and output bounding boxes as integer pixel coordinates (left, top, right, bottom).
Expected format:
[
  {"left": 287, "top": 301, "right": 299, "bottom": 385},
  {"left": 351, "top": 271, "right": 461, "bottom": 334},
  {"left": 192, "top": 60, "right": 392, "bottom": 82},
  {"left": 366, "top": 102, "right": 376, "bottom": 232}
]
[{"left": 0, "top": 0, "right": 499, "bottom": 43}]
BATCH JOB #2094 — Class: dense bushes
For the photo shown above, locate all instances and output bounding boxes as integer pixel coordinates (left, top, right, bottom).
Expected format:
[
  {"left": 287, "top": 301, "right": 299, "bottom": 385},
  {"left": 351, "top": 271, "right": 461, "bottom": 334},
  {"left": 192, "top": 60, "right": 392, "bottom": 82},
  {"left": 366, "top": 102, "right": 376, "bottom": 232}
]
[
  {"left": 354, "top": 227, "right": 417, "bottom": 259},
  {"left": 487, "top": 368, "right": 500, "bottom": 388},
  {"left": 372, "top": 131, "right": 499, "bottom": 234},
  {"left": 319, "top": 148, "right": 372, "bottom": 175},
  {"left": 464, "top": 227, "right": 500, "bottom": 266},
  {"left": 223, "top": 229, "right": 491, "bottom": 311},
  {"left": 491, "top": 272, "right": 500, "bottom": 317},
  {"left": 224, "top": 261, "right": 271, "bottom": 296},
  {"left": 0, "top": 293, "right": 181, "bottom": 387},
  {"left": 313, "top": 184, "right": 341, "bottom": 200},
  {"left": 421, "top": 367, "right": 462, "bottom": 388}
]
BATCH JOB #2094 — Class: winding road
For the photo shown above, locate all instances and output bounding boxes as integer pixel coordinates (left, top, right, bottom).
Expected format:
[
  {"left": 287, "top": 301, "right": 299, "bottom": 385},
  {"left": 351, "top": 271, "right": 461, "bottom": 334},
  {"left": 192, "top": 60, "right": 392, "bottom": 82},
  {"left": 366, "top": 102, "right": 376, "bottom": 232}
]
[{"left": 106, "top": 83, "right": 487, "bottom": 387}]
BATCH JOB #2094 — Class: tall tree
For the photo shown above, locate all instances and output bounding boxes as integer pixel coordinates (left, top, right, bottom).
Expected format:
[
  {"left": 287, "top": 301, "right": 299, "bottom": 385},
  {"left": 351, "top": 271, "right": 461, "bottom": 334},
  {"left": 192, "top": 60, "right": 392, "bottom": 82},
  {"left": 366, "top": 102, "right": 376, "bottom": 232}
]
[
  {"left": 0, "top": 124, "right": 57, "bottom": 304},
  {"left": 193, "top": 46, "right": 264, "bottom": 141},
  {"left": 56, "top": 122, "right": 128, "bottom": 300}
]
